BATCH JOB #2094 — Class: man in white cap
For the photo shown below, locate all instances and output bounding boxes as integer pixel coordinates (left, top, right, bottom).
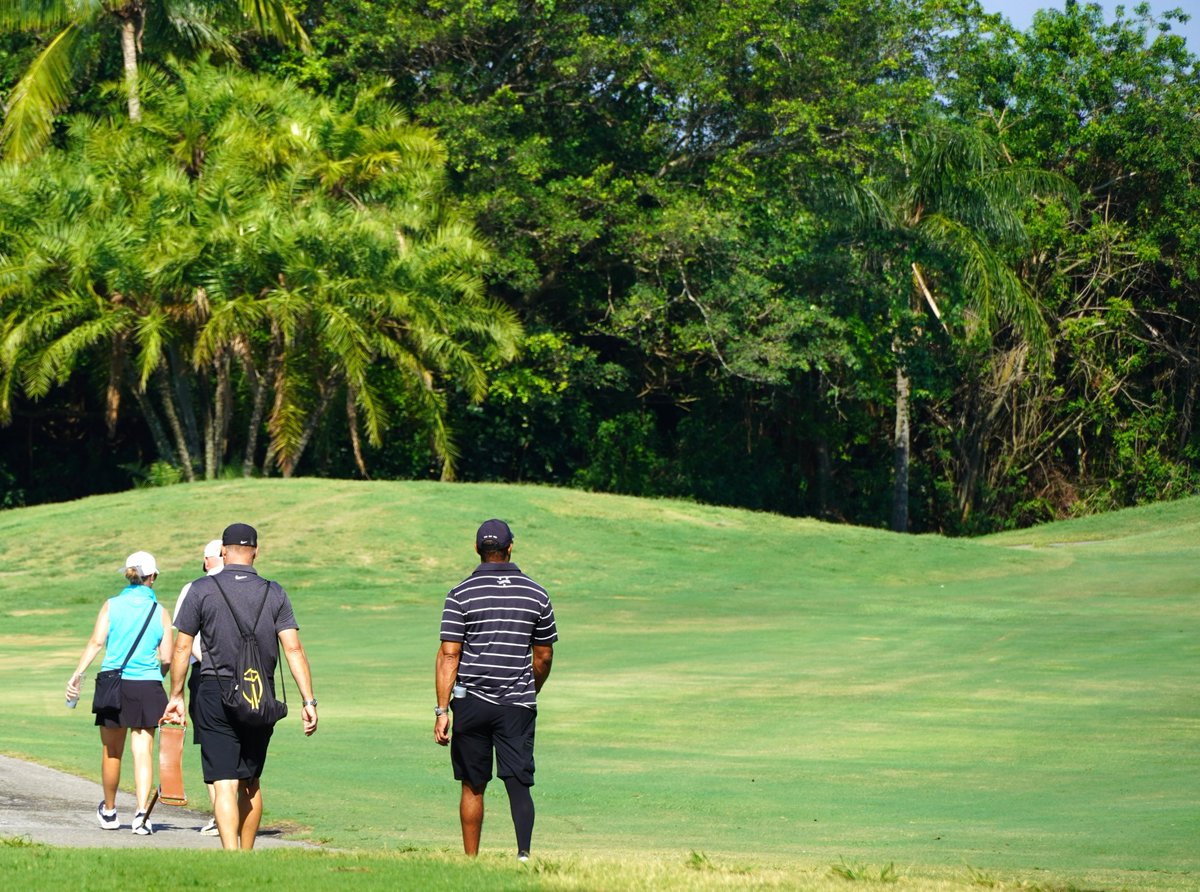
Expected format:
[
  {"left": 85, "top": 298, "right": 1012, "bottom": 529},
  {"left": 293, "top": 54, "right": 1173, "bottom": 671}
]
[{"left": 172, "top": 539, "right": 224, "bottom": 834}]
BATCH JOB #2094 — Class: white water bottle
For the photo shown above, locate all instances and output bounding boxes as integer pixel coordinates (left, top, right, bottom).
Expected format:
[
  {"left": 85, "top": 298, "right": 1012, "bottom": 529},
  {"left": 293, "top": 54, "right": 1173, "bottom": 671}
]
[{"left": 66, "top": 674, "right": 81, "bottom": 709}]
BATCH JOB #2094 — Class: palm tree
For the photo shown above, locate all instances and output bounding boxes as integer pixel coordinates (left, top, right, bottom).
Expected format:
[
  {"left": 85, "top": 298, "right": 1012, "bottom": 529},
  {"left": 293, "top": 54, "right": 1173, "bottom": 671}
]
[
  {"left": 0, "top": 142, "right": 180, "bottom": 470},
  {"left": 844, "top": 123, "right": 1070, "bottom": 531},
  {"left": 2, "top": 60, "right": 520, "bottom": 484},
  {"left": 0, "top": 115, "right": 209, "bottom": 477},
  {"left": 0, "top": 0, "right": 308, "bottom": 162},
  {"left": 177, "top": 67, "right": 520, "bottom": 478}
]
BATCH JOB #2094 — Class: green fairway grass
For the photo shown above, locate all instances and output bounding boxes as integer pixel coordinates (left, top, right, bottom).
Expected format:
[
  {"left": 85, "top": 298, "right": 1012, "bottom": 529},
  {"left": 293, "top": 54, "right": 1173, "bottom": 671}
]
[
  {"left": 0, "top": 841, "right": 1032, "bottom": 891},
  {"left": 1, "top": 479, "right": 1196, "bottom": 890}
]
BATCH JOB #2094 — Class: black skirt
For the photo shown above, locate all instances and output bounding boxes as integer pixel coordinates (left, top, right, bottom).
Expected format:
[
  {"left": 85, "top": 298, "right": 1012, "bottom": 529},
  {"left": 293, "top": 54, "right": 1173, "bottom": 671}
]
[{"left": 94, "top": 679, "right": 168, "bottom": 730}]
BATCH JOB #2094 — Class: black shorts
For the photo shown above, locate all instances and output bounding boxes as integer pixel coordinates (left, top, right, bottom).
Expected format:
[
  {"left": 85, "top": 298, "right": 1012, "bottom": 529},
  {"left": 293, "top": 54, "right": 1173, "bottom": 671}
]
[
  {"left": 450, "top": 695, "right": 537, "bottom": 788},
  {"left": 187, "top": 664, "right": 204, "bottom": 745},
  {"left": 94, "top": 679, "right": 168, "bottom": 730},
  {"left": 194, "top": 676, "right": 274, "bottom": 783}
]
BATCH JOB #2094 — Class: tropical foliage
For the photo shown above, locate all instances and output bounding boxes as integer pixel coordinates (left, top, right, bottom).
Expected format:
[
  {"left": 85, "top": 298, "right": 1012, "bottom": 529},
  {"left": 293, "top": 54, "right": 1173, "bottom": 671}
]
[
  {"left": 0, "top": 0, "right": 308, "bottom": 160},
  {"left": 0, "top": 60, "right": 517, "bottom": 481},
  {"left": 2, "top": 0, "right": 1199, "bottom": 533}
]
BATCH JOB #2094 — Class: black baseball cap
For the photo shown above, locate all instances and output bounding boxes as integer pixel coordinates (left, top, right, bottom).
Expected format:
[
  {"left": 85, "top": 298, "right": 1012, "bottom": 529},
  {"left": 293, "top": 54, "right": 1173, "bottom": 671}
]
[
  {"left": 476, "top": 519, "right": 513, "bottom": 550},
  {"left": 222, "top": 522, "right": 258, "bottom": 547}
]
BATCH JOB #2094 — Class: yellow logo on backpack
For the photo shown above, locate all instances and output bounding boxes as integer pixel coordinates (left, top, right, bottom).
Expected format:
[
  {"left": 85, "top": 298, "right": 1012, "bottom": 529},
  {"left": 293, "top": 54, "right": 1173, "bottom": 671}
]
[
  {"left": 214, "top": 577, "right": 288, "bottom": 727},
  {"left": 241, "top": 668, "right": 263, "bottom": 710}
]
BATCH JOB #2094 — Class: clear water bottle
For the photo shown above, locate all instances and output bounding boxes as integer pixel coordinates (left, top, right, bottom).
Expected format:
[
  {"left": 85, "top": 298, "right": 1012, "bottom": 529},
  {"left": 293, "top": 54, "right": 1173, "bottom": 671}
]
[{"left": 66, "top": 674, "right": 81, "bottom": 709}]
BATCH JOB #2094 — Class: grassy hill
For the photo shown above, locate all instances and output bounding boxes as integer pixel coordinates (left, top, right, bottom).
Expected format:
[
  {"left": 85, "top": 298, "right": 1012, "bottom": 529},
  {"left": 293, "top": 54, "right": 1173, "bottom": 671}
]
[{"left": 0, "top": 479, "right": 1196, "bottom": 890}]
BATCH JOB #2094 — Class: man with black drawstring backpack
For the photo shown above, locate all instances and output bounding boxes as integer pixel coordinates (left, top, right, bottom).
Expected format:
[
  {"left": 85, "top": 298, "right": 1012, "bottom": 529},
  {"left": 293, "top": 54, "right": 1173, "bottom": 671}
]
[{"left": 164, "top": 522, "right": 319, "bottom": 850}]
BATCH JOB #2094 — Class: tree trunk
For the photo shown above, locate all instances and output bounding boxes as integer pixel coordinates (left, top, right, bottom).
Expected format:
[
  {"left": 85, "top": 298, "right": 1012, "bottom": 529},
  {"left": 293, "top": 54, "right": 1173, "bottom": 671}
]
[
  {"left": 262, "top": 367, "right": 288, "bottom": 478},
  {"left": 816, "top": 436, "right": 832, "bottom": 519},
  {"left": 260, "top": 325, "right": 291, "bottom": 477},
  {"left": 202, "top": 355, "right": 219, "bottom": 482},
  {"left": 105, "top": 335, "right": 125, "bottom": 438},
  {"left": 243, "top": 385, "right": 266, "bottom": 476},
  {"left": 203, "top": 404, "right": 216, "bottom": 481},
  {"left": 119, "top": 18, "right": 141, "bottom": 123},
  {"left": 892, "top": 269, "right": 925, "bottom": 534},
  {"left": 235, "top": 337, "right": 267, "bottom": 478},
  {"left": 155, "top": 364, "right": 195, "bottom": 482},
  {"left": 126, "top": 368, "right": 174, "bottom": 464},
  {"left": 891, "top": 358, "right": 911, "bottom": 533},
  {"left": 347, "top": 388, "right": 370, "bottom": 479},
  {"left": 958, "top": 411, "right": 983, "bottom": 525},
  {"left": 215, "top": 353, "right": 232, "bottom": 476},
  {"left": 167, "top": 345, "right": 201, "bottom": 462},
  {"left": 955, "top": 371, "right": 986, "bottom": 526},
  {"left": 280, "top": 383, "right": 335, "bottom": 478},
  {"left": 1177, "top": 328, "right": 1200, "bottom": 451},
  {"left": 262, "top": 439, "right": 277, "bottom": 477},
  {"left": 202, "top": 353, "right": 232, "bottom": 480}
]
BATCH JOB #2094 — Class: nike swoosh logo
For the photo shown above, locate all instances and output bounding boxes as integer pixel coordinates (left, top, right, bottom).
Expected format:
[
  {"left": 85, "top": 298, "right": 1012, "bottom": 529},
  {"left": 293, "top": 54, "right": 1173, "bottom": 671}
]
[{"left": 235, "top": 575, "right": 247, "bottom": 580}]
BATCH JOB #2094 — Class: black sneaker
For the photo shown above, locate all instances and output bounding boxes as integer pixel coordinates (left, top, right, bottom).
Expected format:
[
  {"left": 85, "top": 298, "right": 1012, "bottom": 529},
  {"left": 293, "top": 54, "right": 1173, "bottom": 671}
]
[
  {"left": 97, "top": 802, "right": 118, "bottom": 830},
  {"left": 517, "top": 851, "right": 530, "bottom": 863}
]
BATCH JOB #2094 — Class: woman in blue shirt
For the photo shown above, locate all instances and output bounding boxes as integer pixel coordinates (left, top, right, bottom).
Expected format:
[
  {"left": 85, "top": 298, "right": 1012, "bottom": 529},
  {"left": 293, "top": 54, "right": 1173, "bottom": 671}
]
[{"left": 66, "top": 551, "right": 173, "bottom": 836}]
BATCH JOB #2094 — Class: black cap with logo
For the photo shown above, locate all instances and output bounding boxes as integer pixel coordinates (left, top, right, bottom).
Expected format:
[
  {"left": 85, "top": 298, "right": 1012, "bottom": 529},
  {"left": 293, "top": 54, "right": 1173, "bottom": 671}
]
[
  {"left": 222, "top": 522, "right": 258, "bottom": 547},
  {"left": 476, "top": 519, "right": 513, "bottom": 550}
]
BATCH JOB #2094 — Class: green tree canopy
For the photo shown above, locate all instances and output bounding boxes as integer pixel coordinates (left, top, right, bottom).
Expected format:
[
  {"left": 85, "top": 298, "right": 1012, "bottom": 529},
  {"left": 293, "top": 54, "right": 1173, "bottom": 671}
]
[
  {"left": 0, "top": 58, "right": 519, "bottom": 480},
  {"left": 0, "top": 0, "right": 309, "bottom": 161}
]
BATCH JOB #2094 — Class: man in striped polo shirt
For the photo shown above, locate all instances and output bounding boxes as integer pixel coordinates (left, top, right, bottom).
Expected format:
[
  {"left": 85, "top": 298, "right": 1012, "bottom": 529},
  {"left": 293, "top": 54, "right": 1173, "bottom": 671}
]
[{"left": 434, "top": 519, "right": 557, "bottom": 861}]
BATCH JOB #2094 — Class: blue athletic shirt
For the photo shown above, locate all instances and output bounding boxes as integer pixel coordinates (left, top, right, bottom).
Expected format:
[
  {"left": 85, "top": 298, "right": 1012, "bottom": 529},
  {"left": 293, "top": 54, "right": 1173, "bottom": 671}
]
[{"left": 101, "top": 585, "right": 164, "bottom": 681}]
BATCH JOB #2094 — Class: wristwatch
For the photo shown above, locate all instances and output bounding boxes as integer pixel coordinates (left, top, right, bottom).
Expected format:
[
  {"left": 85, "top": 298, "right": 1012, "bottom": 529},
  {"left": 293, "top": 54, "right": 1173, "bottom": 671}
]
[
  {"left": 435, "top": 706, "right": 450, "bottom": 716},
  {"left": 303, "top": 699, "right": 318, "bottom": 707}
]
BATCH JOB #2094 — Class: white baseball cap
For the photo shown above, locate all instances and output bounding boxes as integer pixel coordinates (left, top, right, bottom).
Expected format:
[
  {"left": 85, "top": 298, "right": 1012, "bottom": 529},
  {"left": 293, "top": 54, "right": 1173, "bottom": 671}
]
[
  {"left": 203, "top": 539, "right": 223, "bottom": 559},
  {"left": 124, "top": 551, "right": 158, "bottom": 577}
]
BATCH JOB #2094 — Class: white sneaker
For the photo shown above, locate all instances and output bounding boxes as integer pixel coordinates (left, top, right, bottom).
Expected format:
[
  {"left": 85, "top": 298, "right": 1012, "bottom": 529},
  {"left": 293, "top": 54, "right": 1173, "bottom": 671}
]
[
  {"left": 96, "top": 801, "right": 118, "bottom": 830},
  {"left": 131, "top": 810, "right": 153, "bottom": 835},
  {"left": 199, "top": 817, "right": 219, "bottom": 836}
]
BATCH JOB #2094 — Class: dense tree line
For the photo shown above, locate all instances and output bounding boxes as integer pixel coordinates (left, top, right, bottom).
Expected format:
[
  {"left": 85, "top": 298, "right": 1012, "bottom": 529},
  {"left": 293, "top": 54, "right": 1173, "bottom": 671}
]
[{"left": 1, "top": 1, "right": 1197, "bottom": 532}]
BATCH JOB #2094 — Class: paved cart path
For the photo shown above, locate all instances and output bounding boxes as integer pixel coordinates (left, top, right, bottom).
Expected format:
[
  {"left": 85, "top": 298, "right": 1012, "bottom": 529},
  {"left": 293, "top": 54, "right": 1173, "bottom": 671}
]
[{"left": 0, "top": 753, "right": 313, "bottom": 849}]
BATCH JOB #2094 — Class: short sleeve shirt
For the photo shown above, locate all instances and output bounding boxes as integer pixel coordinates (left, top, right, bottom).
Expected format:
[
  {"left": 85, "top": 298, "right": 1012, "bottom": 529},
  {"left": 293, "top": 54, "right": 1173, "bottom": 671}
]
[
  {"left": 173, "top": 565, "right": 223, "bottom": 664},
  {"left": 440, "top": 561, "right": 557, "bottom": 708},
  {"left": 173, "top": 564, "right": 298, "bottom": 681},
  {"left": 102, "top": 585, "right": 165, "bottom": 681}
]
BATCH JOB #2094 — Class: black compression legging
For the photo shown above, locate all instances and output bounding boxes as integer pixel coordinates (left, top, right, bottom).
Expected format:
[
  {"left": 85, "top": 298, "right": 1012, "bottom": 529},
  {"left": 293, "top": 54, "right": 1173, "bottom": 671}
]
[{"left": 503, "top": 776, "right": 535, "bottom": 853}]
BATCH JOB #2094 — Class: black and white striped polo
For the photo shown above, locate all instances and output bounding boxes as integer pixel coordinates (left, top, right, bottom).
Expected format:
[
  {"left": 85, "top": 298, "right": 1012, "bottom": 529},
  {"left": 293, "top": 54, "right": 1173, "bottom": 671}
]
[{"left": 440, "top": 561, "right": 558, "bottom": 709}]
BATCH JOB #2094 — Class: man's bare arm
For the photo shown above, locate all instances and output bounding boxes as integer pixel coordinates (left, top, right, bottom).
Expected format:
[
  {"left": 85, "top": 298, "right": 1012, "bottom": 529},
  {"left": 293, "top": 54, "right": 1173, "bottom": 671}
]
[
  {"left": 280, "top": 628, "right": 318, "bottom": 736},
  {"left": 161, "top": 631, "right": 194, "bottom": 724},
  {"left": 434, "top": 640, "right": 461, "bottom": 746},
  {"left": 533, "top": 644, "right": 553, "bottom": 693},
  {"left": 169, "top": 632, "right": 194, "bottom": 700}
]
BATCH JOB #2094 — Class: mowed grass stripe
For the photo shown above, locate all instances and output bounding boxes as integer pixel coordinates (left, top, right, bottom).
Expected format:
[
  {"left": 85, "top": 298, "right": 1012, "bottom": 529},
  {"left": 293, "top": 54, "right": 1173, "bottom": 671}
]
[{"left": 0, "top": 479, "right": 1195, "bottom": 891}]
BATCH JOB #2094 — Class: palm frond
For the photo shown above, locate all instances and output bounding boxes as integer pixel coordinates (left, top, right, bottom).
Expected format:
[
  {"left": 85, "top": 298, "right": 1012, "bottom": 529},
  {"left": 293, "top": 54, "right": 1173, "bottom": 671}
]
[
  {"left": 1, "top": 23, "right": 85, "bottom": 162},
  {"left": 351, "top": 378, "right": 388, "bottom": 447},
  {"left": 0, "top": 0, "right": 98, "bottom": 30},
  {"left": 26, "top": 310, "right": 119, "bottom": 395},
  {"left": 234, "top": 0, "right": 310, "bottom": 51},
  {"left": 159, "top": 12, "right": 239, "bottom": 59},
  {"left": 193, "top": 294, "right": 268, "bottom": 366},
  {"left": 133, "top": 307, "right": 172, "bottom": 388},
  {"left": 265, "top": 360, "right": 310, "bottom": 469},
  {"left": 919, "top": 213, "right": 1052, "bottom": 364}
]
